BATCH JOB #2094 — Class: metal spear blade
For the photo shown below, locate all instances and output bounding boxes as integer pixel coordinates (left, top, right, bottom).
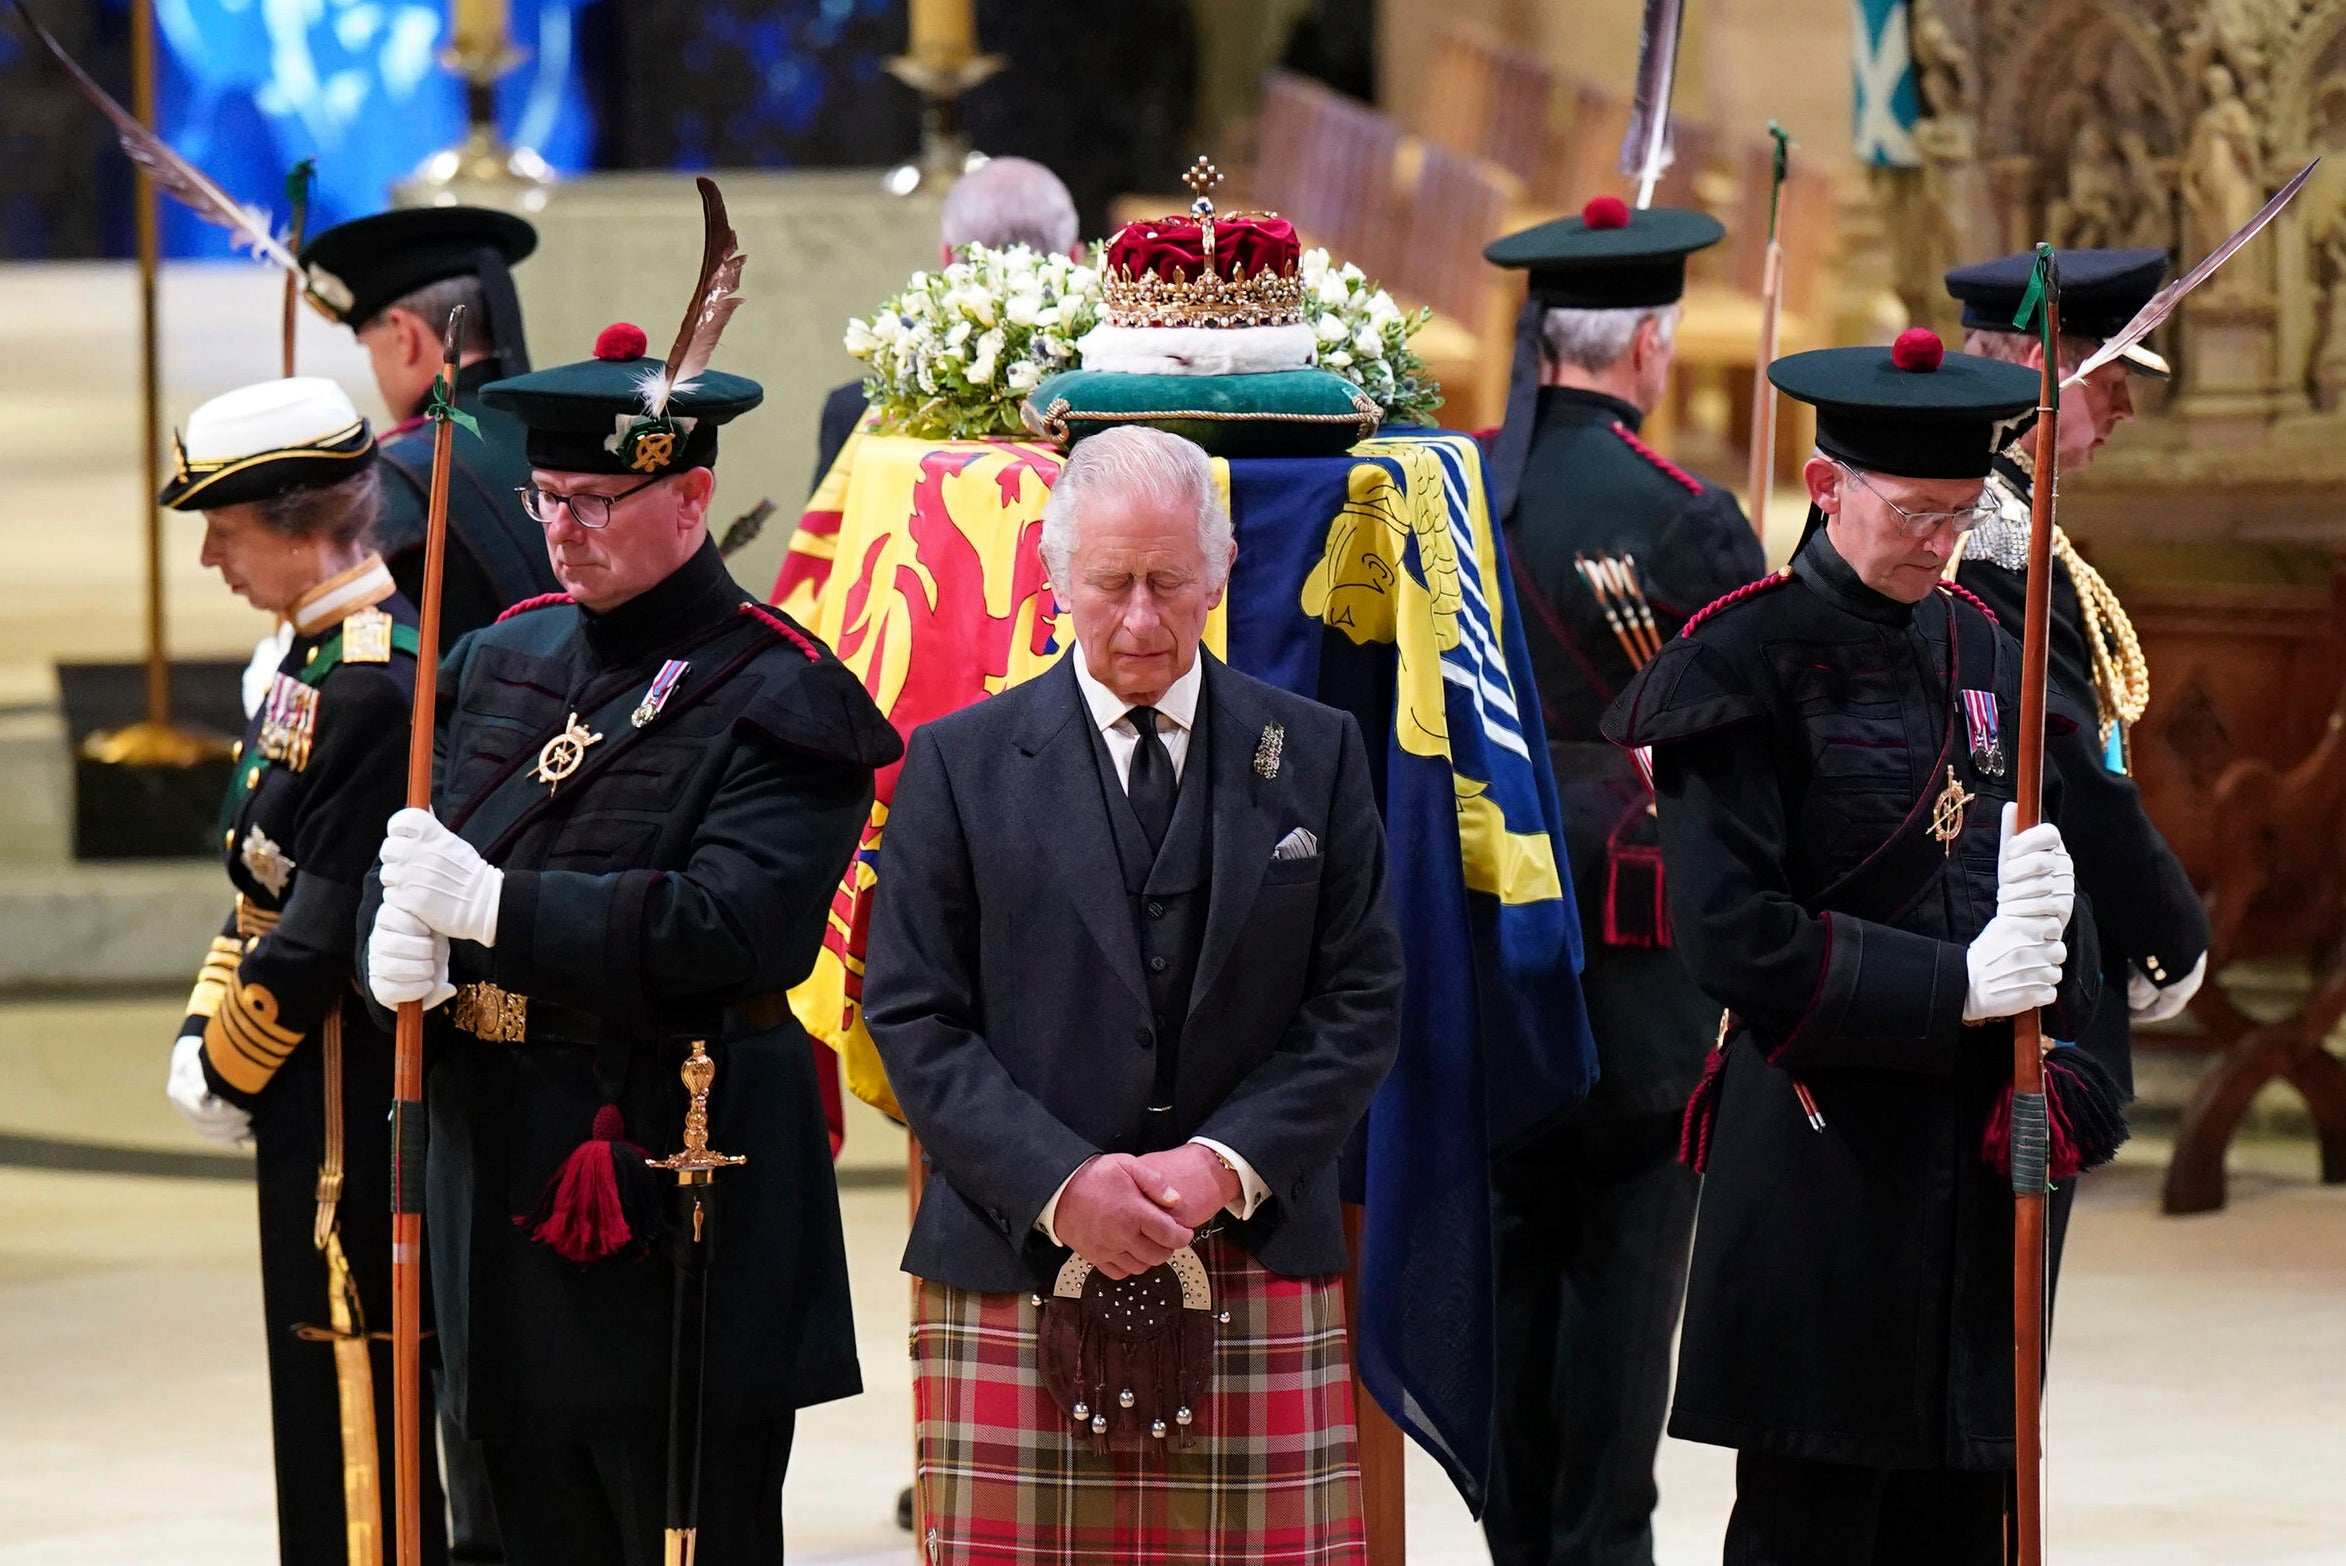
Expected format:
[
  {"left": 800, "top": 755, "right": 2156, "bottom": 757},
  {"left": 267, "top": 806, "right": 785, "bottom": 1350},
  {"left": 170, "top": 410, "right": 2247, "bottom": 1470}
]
[
  {"left": 2066, "top": 157, "right": 2320, "bottom": 386},
  {"left": 1617, "top": 0, "right": 1686, "bottom": 209}
]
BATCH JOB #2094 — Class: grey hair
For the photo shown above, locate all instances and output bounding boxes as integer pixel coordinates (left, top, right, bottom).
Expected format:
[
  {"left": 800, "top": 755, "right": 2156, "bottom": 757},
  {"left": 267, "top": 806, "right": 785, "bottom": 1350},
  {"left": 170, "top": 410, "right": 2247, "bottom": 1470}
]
[
  {"left": 1540, "top": 302, "right": 1681, "bottom": 373},
  {"left": 941, "top": 156, "right": 1081, "bottom": 257},
  {"left": 1039, "top": 427, "right": 1233, "bottom": 590},
  {"left": 374, "top": 273, "right": 493, "bottom": 354},
  {"left": 246, "top": 464, "right": 382, "bottom": 550}
]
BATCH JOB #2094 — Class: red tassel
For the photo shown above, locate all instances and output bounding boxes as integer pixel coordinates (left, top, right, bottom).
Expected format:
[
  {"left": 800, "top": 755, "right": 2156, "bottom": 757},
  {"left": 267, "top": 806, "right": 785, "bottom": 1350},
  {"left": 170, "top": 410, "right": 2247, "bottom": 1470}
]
[
  {"left": 1981, "top": 1047, "right": 2129, "bottom": 1181},
  {"left": 1678, "top": 1045, "right": 1731, "bottom": 1171},
  {"left": 517, "top": 1104, "right": 654, "bottom": 1263}
]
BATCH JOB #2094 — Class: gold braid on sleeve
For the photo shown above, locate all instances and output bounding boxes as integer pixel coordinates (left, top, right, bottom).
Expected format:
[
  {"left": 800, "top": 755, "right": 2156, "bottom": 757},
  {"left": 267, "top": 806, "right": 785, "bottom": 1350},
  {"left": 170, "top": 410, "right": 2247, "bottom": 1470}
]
[{"left": 2050, "top": 529, "right": 2149, "bottom": 746}]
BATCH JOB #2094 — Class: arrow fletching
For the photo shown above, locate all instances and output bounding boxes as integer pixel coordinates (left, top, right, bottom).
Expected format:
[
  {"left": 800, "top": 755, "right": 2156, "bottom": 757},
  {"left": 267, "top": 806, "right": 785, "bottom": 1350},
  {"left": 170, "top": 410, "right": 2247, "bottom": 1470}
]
[
  {"left": 1617, "top": 0, "right": 1686, "bottom": 209},
  {"left": 2066, "top": 157, "right": 2319, "bottom": 386}
]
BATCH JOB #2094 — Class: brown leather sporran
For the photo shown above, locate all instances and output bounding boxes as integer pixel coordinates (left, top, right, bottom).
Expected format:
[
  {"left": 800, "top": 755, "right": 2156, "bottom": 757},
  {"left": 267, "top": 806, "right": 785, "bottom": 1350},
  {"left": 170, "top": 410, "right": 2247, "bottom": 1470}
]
[{"left": 1037, "top": 1246, "right": 1217, "bottom": 1453}]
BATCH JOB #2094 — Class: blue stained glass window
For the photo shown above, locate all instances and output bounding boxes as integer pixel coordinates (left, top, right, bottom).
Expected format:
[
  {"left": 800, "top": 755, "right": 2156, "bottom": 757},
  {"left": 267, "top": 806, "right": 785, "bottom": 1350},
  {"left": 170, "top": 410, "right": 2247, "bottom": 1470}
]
[{"left": 143, "top": 0, "right": 592, "bottom": 257}]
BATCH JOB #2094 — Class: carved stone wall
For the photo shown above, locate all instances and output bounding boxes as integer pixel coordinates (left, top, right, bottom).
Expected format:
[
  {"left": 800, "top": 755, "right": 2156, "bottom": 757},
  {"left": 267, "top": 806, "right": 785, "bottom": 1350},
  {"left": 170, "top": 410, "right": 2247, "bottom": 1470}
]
[{"left": 1899, "top": 0, "right": 2346, "bottom": 538}]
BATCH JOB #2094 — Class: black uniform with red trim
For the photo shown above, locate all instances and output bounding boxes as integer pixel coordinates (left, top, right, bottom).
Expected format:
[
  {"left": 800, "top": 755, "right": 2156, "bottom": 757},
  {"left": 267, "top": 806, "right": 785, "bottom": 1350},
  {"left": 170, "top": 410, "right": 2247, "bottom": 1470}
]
[
  {"left": 1506, "top": 384, "right": 1767, "bottom": 1118},
  {"left": 1600, "top": 528, "right": 2102, "bottom": 1473},
  {"left": 178, "top": 555, "right": 449, "bottom": 1565},
  {"left": 358, "top": 539, "right": 900, "bottom": 1558}
]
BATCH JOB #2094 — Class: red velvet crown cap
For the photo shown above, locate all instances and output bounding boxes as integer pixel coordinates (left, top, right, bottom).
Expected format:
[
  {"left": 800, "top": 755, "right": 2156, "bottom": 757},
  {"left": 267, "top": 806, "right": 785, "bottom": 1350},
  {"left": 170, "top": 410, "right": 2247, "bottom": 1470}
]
[{"left": 1107, "top": 214, "right": 1300, "bottom": 283}]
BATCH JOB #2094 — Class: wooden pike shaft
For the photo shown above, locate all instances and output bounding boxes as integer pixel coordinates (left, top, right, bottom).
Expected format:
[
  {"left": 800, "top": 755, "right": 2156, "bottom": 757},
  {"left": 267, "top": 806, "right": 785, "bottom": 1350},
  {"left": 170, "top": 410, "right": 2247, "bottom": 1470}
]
[
  {"left": 392, "top": 307, "right": 466, "bottom": 1566},
  {"left": 1746, "top": 239, "right": 1783, "bottom": 541},
  {"left": 2011, "top": 275, "right": 2058, "bottom": 1566}
]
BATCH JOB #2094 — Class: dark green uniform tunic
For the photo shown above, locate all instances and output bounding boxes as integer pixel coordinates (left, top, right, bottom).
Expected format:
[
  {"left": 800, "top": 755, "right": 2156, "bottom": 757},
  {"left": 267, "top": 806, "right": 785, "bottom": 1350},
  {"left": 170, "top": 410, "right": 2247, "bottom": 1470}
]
[
  {"left": 361, "top": 540, "right": 898, "bottom": 1560},
  {"left": 375, "top": 358, "right": 559, "bottom": 640},
  {"left": 181, "top": 568, "right": 446, "bottom": 1566},
  {"left": 1486, "top": 385, "right": 1765, "bottom": 1566}
]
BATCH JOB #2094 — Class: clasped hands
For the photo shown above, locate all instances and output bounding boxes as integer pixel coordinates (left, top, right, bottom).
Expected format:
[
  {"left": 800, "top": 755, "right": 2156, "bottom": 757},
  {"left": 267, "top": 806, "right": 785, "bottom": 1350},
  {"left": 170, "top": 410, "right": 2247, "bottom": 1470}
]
[
  {"left": 1053, "top": 1144, "right": 1242, "bottom": 1280},
  {"left": 366, "top": 808, "right": 502, "bottom": 1010}
]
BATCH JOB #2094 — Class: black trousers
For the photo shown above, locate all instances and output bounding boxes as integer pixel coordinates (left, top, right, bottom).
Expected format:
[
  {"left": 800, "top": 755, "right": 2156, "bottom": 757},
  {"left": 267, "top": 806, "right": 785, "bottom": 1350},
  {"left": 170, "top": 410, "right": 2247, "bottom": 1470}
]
[
  {"left": 1724, "top": 1452, "right": 2009, "bottom": 1565},
  {"left": 252, "top": 1031, "right": 449, "bottom": 1566},
  {"left": 1483, "top": 1113, "right": 1699, "bottom": 1566},
  {"left": 479, "top": 1415, "right": 796, "bottom": 1566}
]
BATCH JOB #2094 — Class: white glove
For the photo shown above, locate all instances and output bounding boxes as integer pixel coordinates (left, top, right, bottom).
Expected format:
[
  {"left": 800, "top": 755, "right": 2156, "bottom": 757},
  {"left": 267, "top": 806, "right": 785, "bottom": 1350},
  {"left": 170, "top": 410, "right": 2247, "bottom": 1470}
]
[
  {"left": 2129, "top": 951, "right": 2207, "bottom": 1024},
  {"left": 379, "top": 807, "right": 503, "bottom": 946},
  {"left": 1995, "top": 802, "right": 2074, "bottom": 935},
  {"left": 166, "top": 1034, "right": 251, "bottom": 1146},
  {"left": 241, "top": 623, "right": 295, "bottom": 719},
  {"left": 1964, "top": 913, "right": 2066, "bottom": 1023},
  {"left": 368, "top": 902, "right": 455, "bottom": 1010}
]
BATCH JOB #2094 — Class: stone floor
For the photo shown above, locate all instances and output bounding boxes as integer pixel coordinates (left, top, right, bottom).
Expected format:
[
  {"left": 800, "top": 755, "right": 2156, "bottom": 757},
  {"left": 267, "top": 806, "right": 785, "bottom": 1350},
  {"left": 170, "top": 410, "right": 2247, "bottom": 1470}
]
[{"left": 1, "top": 999, "right": 2341, "bottom": 1564}]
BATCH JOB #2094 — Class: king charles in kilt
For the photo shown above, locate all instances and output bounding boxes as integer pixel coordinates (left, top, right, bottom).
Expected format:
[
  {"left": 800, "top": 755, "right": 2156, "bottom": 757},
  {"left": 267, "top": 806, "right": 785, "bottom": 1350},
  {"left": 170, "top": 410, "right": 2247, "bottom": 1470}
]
[
  {"left": 1602, "top": 337, "right": 2128, "bottom": 1563},
  {"left": 864, "top": 426, "right": 1403, "bottom": 1563},
  {"left": 360, "top": 256, "right": 900, "bottom": 1559},
  {"left": 161, "top": 377, "right": 448, "bottom": 1564}
]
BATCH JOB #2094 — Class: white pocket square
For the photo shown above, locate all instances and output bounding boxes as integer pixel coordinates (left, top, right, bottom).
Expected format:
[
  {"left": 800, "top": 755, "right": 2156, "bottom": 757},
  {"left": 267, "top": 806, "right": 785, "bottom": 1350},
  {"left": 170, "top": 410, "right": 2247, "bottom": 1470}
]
[{"left": 1272, "top": 828, "right": 1319, "bottom": 862}]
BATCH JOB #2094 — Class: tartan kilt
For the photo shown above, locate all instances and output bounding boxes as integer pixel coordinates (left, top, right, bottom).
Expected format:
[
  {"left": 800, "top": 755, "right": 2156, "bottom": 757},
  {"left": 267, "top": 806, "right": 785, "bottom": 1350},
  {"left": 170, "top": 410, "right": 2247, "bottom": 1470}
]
[{"left": 911, "top": 1234, "right": 1366, "bottom": 1564}]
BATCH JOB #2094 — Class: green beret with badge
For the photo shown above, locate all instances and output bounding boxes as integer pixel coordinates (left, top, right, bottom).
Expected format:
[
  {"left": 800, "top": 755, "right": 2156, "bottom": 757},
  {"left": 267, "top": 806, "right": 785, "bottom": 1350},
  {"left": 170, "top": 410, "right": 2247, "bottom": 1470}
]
[{"left": 480, "top": 179, "right": 761, "bottom": 478}]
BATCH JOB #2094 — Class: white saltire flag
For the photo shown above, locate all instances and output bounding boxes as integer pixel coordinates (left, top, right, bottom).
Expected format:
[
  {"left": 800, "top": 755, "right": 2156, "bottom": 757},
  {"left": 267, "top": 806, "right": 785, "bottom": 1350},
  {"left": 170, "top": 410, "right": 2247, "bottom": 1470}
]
[{"left": 1852, "top": 0, "right": 1921, "bottom": 168}]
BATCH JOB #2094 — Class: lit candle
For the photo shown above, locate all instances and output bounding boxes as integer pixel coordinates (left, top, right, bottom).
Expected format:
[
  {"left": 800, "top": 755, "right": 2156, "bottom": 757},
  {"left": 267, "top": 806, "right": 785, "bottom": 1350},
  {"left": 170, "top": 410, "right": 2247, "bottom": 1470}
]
[
  {"left": 453, "top": 0, "right": 508, "bottom": 57},
  {"left": 908, "top": 0, "right": 974, "bottom": 60}
]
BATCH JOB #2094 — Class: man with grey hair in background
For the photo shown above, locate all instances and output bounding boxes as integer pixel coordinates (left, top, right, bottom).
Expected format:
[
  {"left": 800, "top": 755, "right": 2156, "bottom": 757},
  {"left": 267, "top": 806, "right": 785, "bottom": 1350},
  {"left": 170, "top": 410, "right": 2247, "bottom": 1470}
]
[
  {"left": 812, "top": 156, "right": 1084, "bottom": 484},
  {"left": 864, "top": 425, "right": 1401, "bottom": 1560},
  {"left": 1477, "top": 201, "right": 1767, "bottom": 1566}
]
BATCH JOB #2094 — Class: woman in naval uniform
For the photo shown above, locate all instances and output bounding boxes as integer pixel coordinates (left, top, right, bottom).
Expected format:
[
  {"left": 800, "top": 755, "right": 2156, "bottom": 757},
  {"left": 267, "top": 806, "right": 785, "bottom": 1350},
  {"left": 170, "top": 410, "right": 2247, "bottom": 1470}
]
[{"left": 160, "top": 377, "right": 448, "bottom": 1566}]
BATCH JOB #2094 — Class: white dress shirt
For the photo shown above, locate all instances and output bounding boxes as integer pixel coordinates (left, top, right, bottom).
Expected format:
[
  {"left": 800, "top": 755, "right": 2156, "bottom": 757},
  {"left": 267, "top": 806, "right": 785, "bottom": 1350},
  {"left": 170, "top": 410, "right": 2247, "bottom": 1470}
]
[{"left": 1038, "top": 654, "right": 1270, "bottom": 1246}]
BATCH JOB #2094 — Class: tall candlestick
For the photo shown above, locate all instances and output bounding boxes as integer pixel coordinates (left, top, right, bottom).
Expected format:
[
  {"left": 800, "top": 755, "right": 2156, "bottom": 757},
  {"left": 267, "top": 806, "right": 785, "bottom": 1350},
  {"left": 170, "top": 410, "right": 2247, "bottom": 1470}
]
[
  {"left": 909, "top": 0, "right": 974, "bottom": 60},
  {"left": 453, "top": 0, "right": 510, "bottom": 58}
]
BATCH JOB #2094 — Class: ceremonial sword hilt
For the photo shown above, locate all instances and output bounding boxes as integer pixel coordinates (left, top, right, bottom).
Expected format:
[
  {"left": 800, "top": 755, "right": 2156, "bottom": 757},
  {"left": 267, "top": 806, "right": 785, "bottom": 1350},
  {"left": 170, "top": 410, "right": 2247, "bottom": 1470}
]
[{"left": 647, "top": 1040, "right": 747, "bottom": 1188}]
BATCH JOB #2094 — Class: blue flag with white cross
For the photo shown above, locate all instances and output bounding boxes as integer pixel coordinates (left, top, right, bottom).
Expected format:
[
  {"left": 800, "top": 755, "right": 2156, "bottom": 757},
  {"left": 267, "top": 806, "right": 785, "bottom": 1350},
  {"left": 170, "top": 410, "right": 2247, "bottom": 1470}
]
[{"left": 1852, "top": 0, "right": 1922, "bottom": 168}]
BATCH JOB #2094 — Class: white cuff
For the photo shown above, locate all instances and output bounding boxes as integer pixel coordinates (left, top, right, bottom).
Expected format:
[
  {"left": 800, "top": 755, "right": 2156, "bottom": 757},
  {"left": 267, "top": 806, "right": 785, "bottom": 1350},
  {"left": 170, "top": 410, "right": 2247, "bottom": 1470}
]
[
  {"left": 1190, "top": 1137, "right": 1270, "bottom": 1221},
  {"left": 1035, "top": 1156, "right": 1095, "bottom": 1247}
]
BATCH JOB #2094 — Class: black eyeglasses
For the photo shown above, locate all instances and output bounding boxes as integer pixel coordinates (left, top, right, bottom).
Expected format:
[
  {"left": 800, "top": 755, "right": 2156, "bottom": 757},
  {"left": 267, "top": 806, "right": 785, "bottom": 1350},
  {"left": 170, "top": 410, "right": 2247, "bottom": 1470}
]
[
  {"left": 1835, "top": 463, "right": 1997, "bottom": 538},
  {"left": 515, "top": 475, "right": 665, "bottom": 529}
]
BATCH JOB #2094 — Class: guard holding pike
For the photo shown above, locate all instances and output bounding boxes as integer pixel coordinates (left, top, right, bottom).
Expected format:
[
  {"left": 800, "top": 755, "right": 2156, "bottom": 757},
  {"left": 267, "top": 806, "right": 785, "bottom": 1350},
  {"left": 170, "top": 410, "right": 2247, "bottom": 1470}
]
[
  {"left": 1477, "top": 196, "right": 1765, "bottom": 1566},
  {"left": 1601, "top": 333, "right": 2125, "bottom": 1562},
  {"left": 359, "top": 181, "right": 900, "bottom": 1565}
]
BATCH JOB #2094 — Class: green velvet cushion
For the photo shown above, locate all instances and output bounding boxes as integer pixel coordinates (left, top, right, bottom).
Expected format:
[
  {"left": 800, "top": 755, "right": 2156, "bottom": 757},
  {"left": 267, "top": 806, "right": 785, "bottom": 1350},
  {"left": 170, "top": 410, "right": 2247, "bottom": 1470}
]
[{"left": 1021, "top": 368, "right": 1382, "bottom": 458}]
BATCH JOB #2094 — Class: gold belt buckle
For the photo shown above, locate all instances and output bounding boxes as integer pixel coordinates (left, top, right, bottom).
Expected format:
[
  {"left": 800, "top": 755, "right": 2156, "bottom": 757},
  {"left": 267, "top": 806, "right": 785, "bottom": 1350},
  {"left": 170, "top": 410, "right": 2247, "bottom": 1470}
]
[{"left": 452, "top": 982, "right": 528, "bottom": 1043}]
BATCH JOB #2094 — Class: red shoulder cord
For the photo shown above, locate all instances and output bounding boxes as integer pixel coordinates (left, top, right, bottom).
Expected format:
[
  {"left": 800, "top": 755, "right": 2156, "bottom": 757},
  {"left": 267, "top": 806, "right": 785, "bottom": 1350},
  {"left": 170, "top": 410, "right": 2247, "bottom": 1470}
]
[
  {"left": 495, "top": 592, "right": 574, "bottom": 623},
  {"left": 1675, "top": 569, "right": 1793, "bottom": 641},
  {"left": 737, "top": 601, "right": 821, "bottom": 663},
  {"left": 1937, "top": 578, "right": 1999, "bottom": 627},
  {"left": 1608, "top": 421, "right": 1705, "bottom": 495}
]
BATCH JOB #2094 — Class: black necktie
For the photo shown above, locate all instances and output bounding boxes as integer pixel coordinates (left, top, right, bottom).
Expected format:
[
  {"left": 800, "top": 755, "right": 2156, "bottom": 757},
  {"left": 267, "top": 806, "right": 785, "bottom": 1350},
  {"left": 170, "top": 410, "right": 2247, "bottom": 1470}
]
[{"left": 1125, "top": 706, "right": 1175, "bottom": 854}]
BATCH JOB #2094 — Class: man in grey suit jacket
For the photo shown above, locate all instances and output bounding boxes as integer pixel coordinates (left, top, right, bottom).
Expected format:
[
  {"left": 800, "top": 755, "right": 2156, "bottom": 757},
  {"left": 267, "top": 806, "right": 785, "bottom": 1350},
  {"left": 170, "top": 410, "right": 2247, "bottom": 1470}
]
[{"left": 865, "top": 425, "right": 1402, "bottom": 1560}]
